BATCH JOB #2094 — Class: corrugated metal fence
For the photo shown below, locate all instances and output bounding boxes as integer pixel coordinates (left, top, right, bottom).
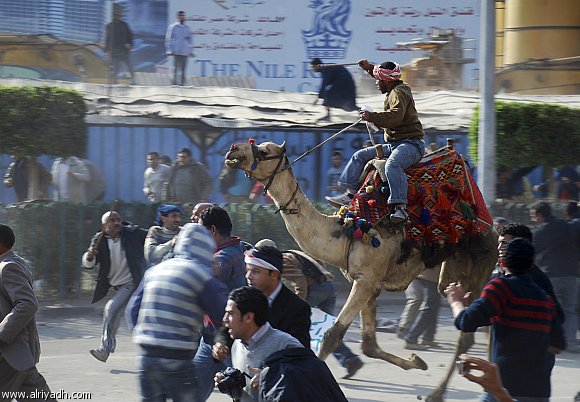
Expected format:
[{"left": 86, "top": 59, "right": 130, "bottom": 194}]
[{"left": 1, "top": 199, "right": 567, "bottom": 300}]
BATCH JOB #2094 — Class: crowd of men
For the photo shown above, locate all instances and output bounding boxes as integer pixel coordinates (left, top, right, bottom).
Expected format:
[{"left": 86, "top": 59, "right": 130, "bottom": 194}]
[
  {"left": 74, "top": 202, "right": 351, "bottom": 401},
  {"left": 1, "top": 48, "right": 578, "bottom": 401},
  {"left": 2, "top": 197, "right": 577, "bottom": 401}
]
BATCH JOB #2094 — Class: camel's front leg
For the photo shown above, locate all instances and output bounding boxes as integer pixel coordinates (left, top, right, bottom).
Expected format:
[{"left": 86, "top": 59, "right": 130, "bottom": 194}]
[
  {"left": 359, "top": 288, "right": 428, "bottom": 370},
  {"left": 426, "top": 331, "right": 475, "bottom": 402},
  {"left": 318, "top": 278, "right": 374, "bottom": 360}
]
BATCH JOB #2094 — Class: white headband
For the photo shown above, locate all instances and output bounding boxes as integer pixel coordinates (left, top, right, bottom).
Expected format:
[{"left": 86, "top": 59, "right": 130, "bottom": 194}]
[{"left": 244, "top": 254, "right": 279, "bottom": 272}]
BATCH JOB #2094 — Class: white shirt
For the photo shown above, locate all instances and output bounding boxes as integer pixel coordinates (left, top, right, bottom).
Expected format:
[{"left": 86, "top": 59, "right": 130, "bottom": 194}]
[
  {"left": 81, "top": 237, "right": 132, "bottom": 287},
  {"left": 266, "top": 281, "right": 283, "bottom": 307},
  {"left": 143, "top": 164, "right": 171, "bottom": 202}
]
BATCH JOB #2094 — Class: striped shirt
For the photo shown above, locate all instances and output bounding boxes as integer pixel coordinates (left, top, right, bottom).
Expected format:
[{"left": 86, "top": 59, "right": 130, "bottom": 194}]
[
  {"left": 455, "top": 274, "right": 559, "bottom": 398},
  {"left": 128, "top": 224, "right": 228, "bottom": 354}
]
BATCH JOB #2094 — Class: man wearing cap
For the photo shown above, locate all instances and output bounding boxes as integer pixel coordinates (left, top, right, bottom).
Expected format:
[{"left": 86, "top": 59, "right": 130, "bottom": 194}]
[
  {"left": 326, "top": 59, "right": 425, "bottom": 224},
  {"left": 144, "top": 204, "right": 182, "bottom": 267},
  {"left": 82, "top": 211, "right": 147, "bottom": 363}
]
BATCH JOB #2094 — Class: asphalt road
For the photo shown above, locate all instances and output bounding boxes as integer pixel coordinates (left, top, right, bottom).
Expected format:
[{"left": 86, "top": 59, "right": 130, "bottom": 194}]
[{"left": 35, "top": 291, "right": 580, "bottom": 402}]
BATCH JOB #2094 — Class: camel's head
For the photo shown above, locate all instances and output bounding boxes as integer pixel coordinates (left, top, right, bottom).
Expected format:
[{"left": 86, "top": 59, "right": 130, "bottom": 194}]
[{"left": 225, "top": 140, "right": 287, "bottom": 179}]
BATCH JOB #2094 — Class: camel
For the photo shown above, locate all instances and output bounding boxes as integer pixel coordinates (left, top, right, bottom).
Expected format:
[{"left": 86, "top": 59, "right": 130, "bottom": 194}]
[{"left": 225, "top": 140, "right": 498, "bottom": 401}]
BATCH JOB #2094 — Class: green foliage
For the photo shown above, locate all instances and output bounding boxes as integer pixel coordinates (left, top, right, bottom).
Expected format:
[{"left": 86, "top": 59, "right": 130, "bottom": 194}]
[
  {"left": 468, "top": 101, "right": 580, "bottom": 168},
  {"left": 0, "top": 86, "right": 87, "bottom": 157}
]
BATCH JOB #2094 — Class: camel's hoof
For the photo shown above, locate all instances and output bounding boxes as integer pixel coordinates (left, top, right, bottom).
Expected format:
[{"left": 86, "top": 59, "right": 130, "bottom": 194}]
[
  {"left": 410, "top": 353, "right": 428, "bottom": 370},
  {"left": 425, "top": 390, "right": 444, "bottom": 402}
]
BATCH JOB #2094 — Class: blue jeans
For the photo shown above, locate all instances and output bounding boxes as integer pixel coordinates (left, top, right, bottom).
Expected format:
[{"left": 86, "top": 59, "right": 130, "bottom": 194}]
[
  {"left": 193, "top": 338, "right": 231, "bottom": 401},
  {"left": 550, "top": 276, "right": 578, "bottom": 348},
  {"left": 404, "top": 279, "right": 441, "bottom": 343},
  {"left": 306, "top": 281, "right": 358, "bottom": 367},
  {"left": 139, "top": 355, "right": 197, "bottom": 402},
  {"left": 338, "top": 139, "right": 424, "bottom": 204}
]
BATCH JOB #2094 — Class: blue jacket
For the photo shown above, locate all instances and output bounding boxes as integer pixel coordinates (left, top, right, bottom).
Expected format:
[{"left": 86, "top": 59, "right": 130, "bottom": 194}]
[{"left": 260, "top": 348, "right": 348, "bottom": 402}]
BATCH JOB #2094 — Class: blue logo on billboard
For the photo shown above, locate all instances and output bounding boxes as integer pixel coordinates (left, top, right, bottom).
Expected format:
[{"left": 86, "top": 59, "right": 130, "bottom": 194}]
[{"left": 302, "top": 0, "right": 352, "bottom": 59}]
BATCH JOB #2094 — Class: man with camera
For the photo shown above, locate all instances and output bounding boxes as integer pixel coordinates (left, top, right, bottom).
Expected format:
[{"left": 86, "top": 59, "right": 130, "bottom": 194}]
[{"left": 214, "top": 286, "right": 303, "bottom": 401}]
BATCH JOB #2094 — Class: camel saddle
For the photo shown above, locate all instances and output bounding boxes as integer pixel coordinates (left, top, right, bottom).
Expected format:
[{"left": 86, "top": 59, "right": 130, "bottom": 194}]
[{"left": 346, "top": 145, "right": 493, "bottom": 264}]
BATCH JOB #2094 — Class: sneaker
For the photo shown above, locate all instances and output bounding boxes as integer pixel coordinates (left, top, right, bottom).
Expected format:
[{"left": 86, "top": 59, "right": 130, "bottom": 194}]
[
  {"left": 326, "top": 191, "right": 354, "bottom": 208},
  {"left": 343, "top": 357, "right": 364, "bottom": 379},
  {"left": 90, "top": 348, "right": 109, "bottom": 363},
  {"left": 420, "top": 340, "right": 440, "bottom": 348},
  {"left": 396, "top": 328, "right": 407, "bottom": 340},
  {"left": 404, "top": 342, "right": 429, "bottom": 351},
  {"left": 390, "top": 208, "right": 409, "bottom": 224}
]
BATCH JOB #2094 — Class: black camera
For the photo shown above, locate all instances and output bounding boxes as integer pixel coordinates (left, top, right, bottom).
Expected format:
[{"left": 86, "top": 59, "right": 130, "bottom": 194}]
[{"left": 217, "top": 367, "right": 246, "bottom": 401}]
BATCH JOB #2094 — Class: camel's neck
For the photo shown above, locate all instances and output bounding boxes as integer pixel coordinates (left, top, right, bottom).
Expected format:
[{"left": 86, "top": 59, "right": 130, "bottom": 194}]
[
  {"left": 266, "top": 167, "right": 322, "bottom": 228},
  {"left": 264, "top": 167, "right": 345, "bottom": 264}
]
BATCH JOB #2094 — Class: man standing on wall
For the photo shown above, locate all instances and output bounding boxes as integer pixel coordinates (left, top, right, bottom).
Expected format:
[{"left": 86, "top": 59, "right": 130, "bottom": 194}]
[
  {"left": 105, "top": 4, "right": 135, "bottom": 85},
  {"left": 165, "top": 11, "right": 192, "bottom": 86}
]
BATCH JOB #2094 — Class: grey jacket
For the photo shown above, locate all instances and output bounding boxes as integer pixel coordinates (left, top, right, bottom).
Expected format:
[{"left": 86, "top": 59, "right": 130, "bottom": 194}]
[{"left": 0, "top": 250, "right": 41, "bottom": 371}]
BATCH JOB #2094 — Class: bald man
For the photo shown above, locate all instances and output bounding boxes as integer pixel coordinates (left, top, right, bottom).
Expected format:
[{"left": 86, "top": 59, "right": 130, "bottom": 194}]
[
  {"left": 191, "top": 202, "right": 213, "bottom": 223},
  {"left": 82, "top": 211, "right": 147, "bottom": 363}
]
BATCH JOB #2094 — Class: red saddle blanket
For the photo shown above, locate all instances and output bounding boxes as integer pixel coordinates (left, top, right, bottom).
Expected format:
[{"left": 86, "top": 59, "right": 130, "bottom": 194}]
[{"left": 349, "top": 149, "right": 493, "bottom": 246}]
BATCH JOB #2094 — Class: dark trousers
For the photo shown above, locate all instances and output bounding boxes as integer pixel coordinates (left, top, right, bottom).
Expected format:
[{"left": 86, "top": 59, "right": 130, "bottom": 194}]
[
  {"left": 109, "top": 53, "right": 134, "bottom": 84},
  {"left": 173, "top": 55, "right": 188, "bottom": 86},
  {"left": 0, "top": 355, "right": 55, "bottom": 402}
]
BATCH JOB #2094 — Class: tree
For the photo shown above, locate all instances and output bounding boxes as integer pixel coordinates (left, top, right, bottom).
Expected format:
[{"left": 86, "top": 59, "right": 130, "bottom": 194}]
[
  {"left": 0, "top": 86, "right": 87, "bottom": 199},
  {"left": 468, "top": 101, "right": 580, "bottom": 168}
]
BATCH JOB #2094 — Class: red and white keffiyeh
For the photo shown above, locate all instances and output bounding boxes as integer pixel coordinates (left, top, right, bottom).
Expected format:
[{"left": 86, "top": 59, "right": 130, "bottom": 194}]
[{"left": 372, "top": 62, "right": 402, "bottom": 82}]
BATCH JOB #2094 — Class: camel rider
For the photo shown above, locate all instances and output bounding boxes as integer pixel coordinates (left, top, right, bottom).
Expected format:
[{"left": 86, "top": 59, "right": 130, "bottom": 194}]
[{"left": 326, "top": 60, "right": 425, "bottom": 224}]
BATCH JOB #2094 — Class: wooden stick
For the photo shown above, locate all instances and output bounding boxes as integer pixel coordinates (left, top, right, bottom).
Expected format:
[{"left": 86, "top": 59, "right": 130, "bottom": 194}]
[{"left": 316, "top": 62, "right": 359, "bottom": 69}]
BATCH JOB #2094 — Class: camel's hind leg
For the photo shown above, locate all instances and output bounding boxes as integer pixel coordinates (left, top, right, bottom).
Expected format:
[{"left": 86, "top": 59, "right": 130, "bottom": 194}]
[
  {"left": 318, "top": 278, "right": 375, "bottom": 361},
  {"left": 360, "top": 288, "right": 428, "bottom": 370},
  {"left": 428, "top": 228, "right": 498, "bottom": 401},
  {"left": 426, "top": 331, "right": 475, "bottom": 402}
]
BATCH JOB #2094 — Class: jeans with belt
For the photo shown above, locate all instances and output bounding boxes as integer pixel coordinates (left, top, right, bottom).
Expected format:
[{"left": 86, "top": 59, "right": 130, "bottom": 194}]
[
  {"left": 338, "top": 139, "right": 425, "bottom": 204},
  {"left": 306, "top": 281, "right": 358, "bottom": 367}
]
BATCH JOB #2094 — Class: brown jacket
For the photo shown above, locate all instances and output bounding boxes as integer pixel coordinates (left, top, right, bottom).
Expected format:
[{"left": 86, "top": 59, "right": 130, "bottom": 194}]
[
  {"left": 282, "top": 251, "right": 334, "bottom": 300},
  {"left": 363, "top": 69, "right": 424, "bottom": 142}
]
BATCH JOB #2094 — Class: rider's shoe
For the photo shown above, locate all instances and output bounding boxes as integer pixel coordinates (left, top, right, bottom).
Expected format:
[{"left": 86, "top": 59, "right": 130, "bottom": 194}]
[{"left": 390, "top": 208, "right": 409, "bottom": 224}]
